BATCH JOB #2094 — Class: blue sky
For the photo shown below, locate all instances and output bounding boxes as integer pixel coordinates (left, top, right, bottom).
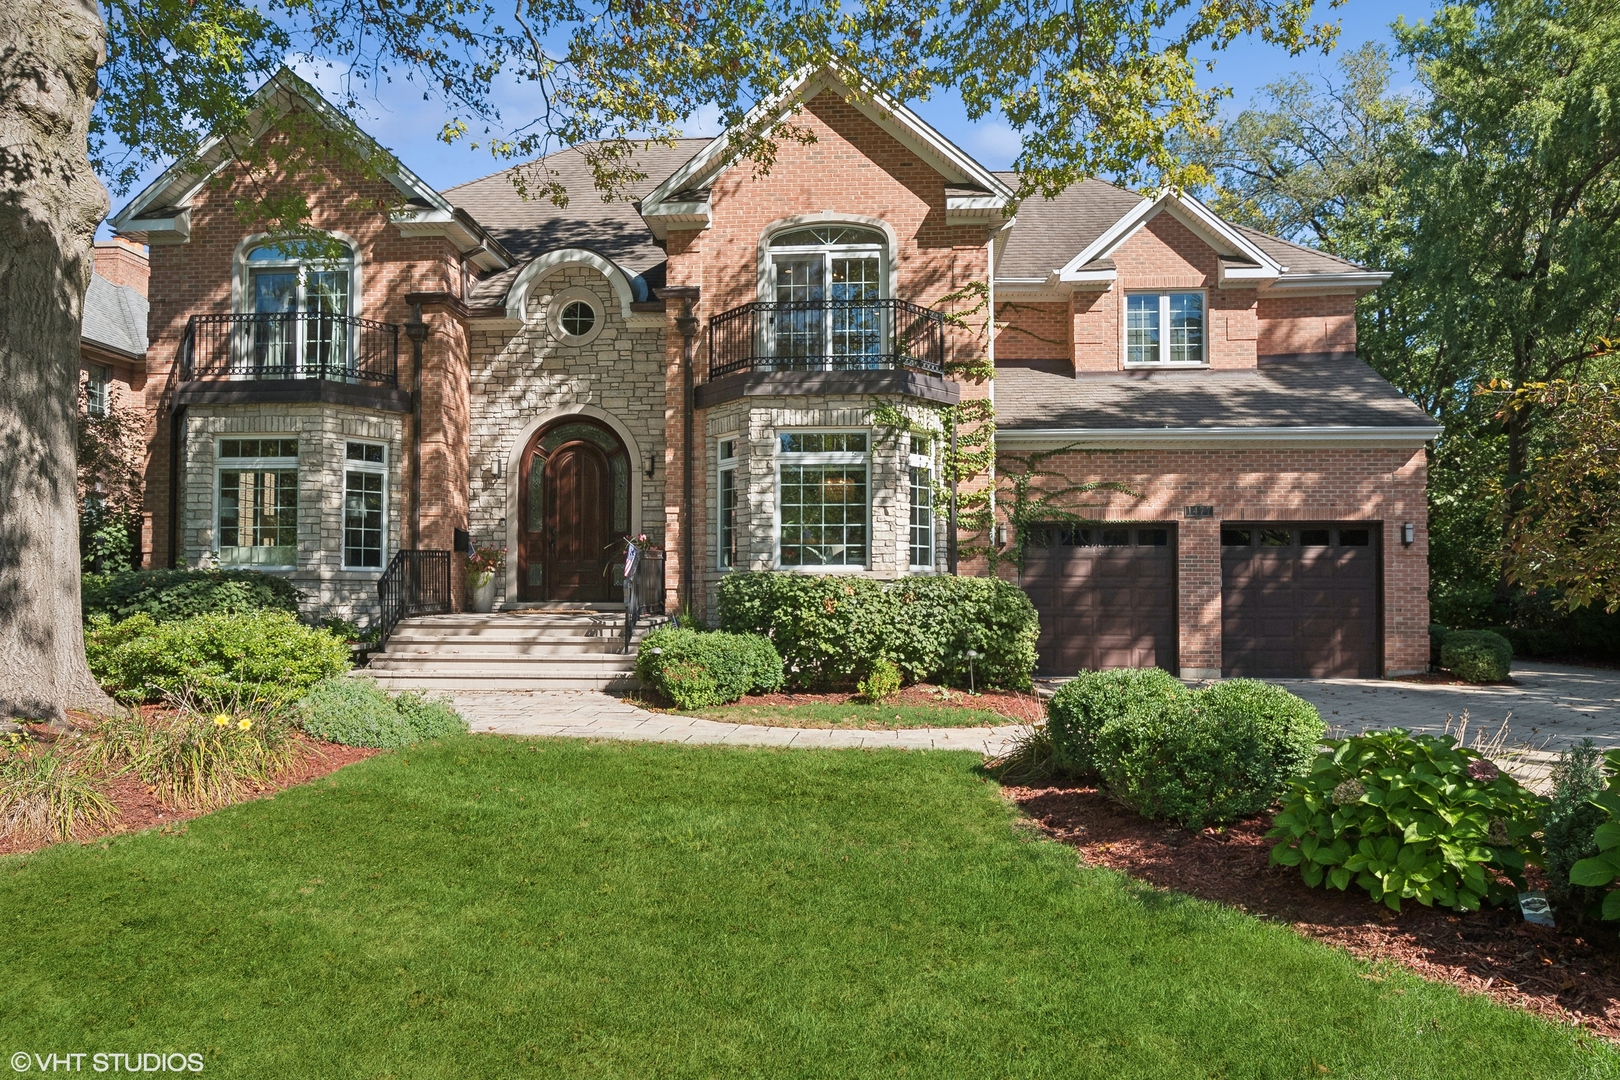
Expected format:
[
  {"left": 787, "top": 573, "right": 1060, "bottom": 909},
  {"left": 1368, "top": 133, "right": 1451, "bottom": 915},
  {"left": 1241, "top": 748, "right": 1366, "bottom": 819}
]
[{"left": 99, "top": 0, "right": 1437, "bottom": 221}]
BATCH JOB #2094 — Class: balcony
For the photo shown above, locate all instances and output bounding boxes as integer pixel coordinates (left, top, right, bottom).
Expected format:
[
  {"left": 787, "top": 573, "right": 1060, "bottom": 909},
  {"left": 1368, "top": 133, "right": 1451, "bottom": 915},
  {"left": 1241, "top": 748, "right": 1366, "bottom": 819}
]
[
  {"left": 178, "top": 313, "right": 410, "bottom": 412},
  {"left": 700, "top": 299, "right": 955, "bottom": 407}
]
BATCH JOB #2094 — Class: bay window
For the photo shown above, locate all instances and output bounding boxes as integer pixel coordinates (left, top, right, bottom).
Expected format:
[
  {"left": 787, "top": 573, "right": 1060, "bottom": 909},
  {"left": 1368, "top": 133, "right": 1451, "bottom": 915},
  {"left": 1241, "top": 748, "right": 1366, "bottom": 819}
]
[
  {"left": 777, "top": 431, "right": 869, "bottom": 568},
  {"left": 343, "top": 441, "right": 387, "bottom": 569},
  {"left": 216, "top": 438, "right": 299, "bottom": 567}
]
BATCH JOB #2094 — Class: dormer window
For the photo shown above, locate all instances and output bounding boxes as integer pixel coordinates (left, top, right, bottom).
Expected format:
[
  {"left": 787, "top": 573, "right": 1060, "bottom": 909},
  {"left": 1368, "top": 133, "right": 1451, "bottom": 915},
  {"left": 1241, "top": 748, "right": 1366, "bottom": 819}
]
[{"left": 1126, "top": 291, "right": 1205, "bottom": 366}]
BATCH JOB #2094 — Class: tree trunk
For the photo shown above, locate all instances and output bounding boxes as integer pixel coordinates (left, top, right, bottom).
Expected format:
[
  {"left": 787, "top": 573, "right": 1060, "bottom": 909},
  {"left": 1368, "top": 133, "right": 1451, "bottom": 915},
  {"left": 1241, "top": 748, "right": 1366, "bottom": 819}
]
[{"left": 0, "top": 0, "right": 116, "bottom": 720}]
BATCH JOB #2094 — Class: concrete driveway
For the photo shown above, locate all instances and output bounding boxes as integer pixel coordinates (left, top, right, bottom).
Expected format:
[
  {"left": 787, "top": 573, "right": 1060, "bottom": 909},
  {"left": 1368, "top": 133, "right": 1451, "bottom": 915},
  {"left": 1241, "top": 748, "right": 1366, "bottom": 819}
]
[{"left": 1280, "top": 662, "right": 1620, "bottom": 753}]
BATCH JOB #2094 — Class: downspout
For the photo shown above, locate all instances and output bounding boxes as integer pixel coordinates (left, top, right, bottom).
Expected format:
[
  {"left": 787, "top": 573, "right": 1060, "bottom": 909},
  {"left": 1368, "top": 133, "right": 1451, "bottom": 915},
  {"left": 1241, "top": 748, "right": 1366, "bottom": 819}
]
[
  {"left": 405, "top": 304, "right": 427, "bottom": 550},
  {"left": 676, "top": 299, "right": 699, "bottom": 613}
]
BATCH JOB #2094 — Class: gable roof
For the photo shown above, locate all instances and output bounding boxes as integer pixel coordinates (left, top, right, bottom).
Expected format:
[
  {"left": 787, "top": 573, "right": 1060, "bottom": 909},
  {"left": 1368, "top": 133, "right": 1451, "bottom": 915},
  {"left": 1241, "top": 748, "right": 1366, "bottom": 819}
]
[
  {"left": 81, "top": 273, "right": 149, "bottom": 360},
  {"left": 108, "top": 68, "right": 512, "bottom": 272},
  {"left": 637, "top": 66, "right": 1017, "bottom": 238}
]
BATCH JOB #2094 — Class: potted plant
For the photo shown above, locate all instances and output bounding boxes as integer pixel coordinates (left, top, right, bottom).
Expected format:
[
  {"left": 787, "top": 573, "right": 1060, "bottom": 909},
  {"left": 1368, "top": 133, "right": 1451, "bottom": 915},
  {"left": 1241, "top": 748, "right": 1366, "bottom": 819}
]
[{"left": 466, "top": 545, "right": 506, "bottom": 613}]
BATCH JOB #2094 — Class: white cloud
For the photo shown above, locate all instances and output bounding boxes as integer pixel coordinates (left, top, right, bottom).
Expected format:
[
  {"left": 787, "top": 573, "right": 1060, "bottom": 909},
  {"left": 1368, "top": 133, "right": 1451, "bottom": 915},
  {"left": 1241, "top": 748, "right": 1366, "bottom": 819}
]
[{"left": 965, "top": 121, "right": 1022, "bottom": 170}]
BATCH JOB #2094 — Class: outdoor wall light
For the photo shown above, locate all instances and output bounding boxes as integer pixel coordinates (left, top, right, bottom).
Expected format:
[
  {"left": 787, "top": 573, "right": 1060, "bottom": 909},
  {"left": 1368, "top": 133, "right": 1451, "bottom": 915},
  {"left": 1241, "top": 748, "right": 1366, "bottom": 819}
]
[{"left": 1401, "top": 522, "right": 1416, "bottom": 546}]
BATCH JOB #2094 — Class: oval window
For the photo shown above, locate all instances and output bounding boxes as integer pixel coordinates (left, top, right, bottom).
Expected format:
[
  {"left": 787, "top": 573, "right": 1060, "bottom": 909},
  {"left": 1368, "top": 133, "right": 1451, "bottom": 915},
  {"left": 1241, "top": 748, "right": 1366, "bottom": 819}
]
[{"left": 560, "top": 300, "right": 596, "bottom": 338}]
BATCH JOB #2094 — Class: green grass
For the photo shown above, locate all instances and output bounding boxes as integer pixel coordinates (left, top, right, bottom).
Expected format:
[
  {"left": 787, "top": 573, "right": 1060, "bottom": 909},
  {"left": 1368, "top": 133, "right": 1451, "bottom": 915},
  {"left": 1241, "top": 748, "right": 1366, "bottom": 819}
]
[
  {"left": 688, "top": 699, "right": 1016, "bottom": 728},
  {"left": 1, "top": 737, "right": 1614, "bottom": 1079}
]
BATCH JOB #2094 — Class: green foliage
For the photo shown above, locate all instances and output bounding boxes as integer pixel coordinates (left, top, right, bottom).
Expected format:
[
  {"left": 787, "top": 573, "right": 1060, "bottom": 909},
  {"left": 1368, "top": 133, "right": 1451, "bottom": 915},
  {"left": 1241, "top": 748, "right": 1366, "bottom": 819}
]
[
  {"left": 635, "top": 627, "right": 784, "bottom": 711},
  {"left": 857, "top": 659, "right": 902, "bottom": 704},
  {"left": 1542, "top": 740, "right": 1608, "bottom": 919},
  {"left": 1428, "top": 623, "right": 1449, "bottom": 667},
  {"left": 716, "top": 572, "right": 1037, "bottom": 691},
  {"left": 82, "top": 568, "right": 301, "bottom": 623},
  {"left": 85, "top": 610, "right": 352, "bottom": 708},
  {"left": 981, "top": 723, "right": 1060, "bottom": 786},
  {"left": 1564, "top": 749, "right": 1620, "bottom": 921},
  {"left": 128, "top": 708, "right": 305, "bottom": 811},
  {"left": 1268, "top": 729, "right": 1544, "bottom": 912},
  {"left": 80, "top": 505, "right": 142, "bottom": 575},
  {"left": 1046, "top": 669, "right": 1188, "bottom": 774},
  {"left": 1440, "top": 630, "right": 1512, "bottom": 683},
  {"left": 1053, "top": 675, "right": 1325, "bottom": 829},
  {"left": 0, "top": 749, "right": 119, "bottom": 842},
  {"left": 297, "top": 678, "right": 468, "bottom": 749}
]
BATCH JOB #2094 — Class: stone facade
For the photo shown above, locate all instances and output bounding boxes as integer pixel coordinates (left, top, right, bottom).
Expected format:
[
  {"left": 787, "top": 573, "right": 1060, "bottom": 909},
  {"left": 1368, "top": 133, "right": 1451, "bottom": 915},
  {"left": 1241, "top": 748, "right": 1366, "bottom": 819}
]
[
  {"left": 465, "top": 267, "right": 669, "bottom": 607},
  {"left": 177, "top": 404, "right": 405, "bottom": 623}
]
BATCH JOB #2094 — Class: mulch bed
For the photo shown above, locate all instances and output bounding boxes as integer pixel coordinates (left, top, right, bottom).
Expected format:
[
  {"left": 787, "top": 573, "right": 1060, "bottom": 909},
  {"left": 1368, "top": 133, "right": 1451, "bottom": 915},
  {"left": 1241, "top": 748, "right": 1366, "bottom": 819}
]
[
  {"left": 1007, "top": 782, "right": 1620, "bottom": 1041},
  {"left": 1, "top": 710, "right": 379, "bottom": 858}
]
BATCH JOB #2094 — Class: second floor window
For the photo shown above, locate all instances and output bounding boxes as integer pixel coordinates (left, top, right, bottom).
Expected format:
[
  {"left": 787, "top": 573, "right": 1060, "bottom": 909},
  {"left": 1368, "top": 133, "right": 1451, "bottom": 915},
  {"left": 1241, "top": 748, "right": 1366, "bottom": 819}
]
[
  {"left": 768, "top": 225, "right": 886, "bottom": 364},
  {"left": 84, "top": 363, "right": 111, "bottom": 417},
  {"left": 244, "top": 238, "right": 355, "bottom": 376},
  {"left": 1126, "top": 292, "right": 1205, "bottom": 365}
]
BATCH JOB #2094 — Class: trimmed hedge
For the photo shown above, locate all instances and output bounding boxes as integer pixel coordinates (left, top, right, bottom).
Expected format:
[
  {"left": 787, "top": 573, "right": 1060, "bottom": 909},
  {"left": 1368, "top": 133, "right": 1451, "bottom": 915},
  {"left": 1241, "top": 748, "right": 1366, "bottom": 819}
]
[
  {"left": 636, "top": 627, "right": 784, "bottom": 710},
  {"left": 83, "top": 569, "right": 301, "bottom": 623},
  {"left": 716, "top": 572, "right": 1039, "bottom": 690},
  {"left": 1047, "top": 671, "right": 1325, "bottom": 828},
  {"left": 1441, "top": 629, "right": 1513, "bottom": 683},
  {"left": 85, "top": 610, "right": 352, "bottom": 709},
  {"left": 298, "top": 677, "right": 467, "bottom": 748}
]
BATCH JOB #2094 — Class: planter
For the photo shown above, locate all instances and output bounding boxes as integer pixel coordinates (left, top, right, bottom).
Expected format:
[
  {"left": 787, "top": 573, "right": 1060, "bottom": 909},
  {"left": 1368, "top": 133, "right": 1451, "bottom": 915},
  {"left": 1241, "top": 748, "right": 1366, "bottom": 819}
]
[{"left": 470, "top": 574, "right": 496, "bottom": 613}]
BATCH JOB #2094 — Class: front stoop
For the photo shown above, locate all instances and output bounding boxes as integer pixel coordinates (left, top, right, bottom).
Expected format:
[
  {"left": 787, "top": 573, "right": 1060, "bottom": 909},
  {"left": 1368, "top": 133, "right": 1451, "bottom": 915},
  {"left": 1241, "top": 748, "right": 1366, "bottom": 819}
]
[{"left": 363, "top": 612, "right": 666, "bottom": 692}]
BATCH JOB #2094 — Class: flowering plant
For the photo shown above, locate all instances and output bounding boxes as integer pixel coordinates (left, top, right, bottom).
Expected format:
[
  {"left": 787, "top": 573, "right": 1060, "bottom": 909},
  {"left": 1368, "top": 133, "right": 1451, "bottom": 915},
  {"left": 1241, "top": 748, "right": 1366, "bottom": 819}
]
[{"left": 467, "top": 545, "right": 506, "bottom": 583}]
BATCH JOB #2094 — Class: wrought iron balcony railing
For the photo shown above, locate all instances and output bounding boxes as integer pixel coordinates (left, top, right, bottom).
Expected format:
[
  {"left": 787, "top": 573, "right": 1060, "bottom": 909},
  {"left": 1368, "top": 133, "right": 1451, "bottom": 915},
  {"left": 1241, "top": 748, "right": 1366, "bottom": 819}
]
[
  {"left": 707, "top": 299, "right": 946, "bottom": 380},
  {"left": 182, "top": 312, "right": 400, "bottom": 387}
]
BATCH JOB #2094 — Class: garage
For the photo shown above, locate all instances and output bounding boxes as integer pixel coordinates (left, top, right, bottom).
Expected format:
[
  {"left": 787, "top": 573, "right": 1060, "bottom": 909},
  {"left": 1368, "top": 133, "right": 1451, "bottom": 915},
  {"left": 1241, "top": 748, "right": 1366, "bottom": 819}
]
[
  {"left": 1021, "top": 524, "right": 1177, "bottom": 677},
  {"left": 1221, "top": 523, "right": 1380, "bottom": 678}
]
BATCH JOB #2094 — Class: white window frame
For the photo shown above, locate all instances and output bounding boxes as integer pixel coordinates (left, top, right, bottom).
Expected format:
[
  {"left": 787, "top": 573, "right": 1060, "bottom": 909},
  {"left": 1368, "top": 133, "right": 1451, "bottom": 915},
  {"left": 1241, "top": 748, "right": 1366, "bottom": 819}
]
[
  {"left": 213, "top": 437, "right": 300, "bottom": 569},
  {"left": 1122, "top": 290, "right": 1207, "bottom": 368},
  {"left": 774, "top": 428, "right": 871, "bottom": 572},
  {"left": 716, "top": 434, "right": 739, "bottom": 571},
  {"left": 232, "top": 233, "right": 361, "bottom": 381},
  {"left": 341, "top": 440, "right": 389, "bottom": 571},
  {"left": 907, "top": 434, "right": 936, "bottom": 572},
  {"left": 84, "top": 362, "right": 111, "bottom": 418},
  {"left": 764, "top": 225, "right": 890, "bottom": 366}
]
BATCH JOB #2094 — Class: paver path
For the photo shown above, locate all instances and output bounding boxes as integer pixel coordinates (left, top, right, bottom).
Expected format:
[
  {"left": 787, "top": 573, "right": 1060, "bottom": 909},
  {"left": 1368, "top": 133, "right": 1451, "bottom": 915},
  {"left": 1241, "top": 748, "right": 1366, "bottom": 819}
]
[
  {"left": 449, "top": 690, "right": 1025, "bottom": 754},
  {"left": 1280, "top": 662, "right": 1620, "bottom": 752}
]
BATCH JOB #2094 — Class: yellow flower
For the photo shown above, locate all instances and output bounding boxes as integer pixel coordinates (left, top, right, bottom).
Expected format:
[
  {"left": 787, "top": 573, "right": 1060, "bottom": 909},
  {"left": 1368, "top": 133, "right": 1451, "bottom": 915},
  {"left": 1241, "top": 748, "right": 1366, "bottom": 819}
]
[
  {"left": 213, "top": 714, "right": 230, "bottom": 727},
  {"left": 237, "top": 718, "right": 253, "bottom": 731}
]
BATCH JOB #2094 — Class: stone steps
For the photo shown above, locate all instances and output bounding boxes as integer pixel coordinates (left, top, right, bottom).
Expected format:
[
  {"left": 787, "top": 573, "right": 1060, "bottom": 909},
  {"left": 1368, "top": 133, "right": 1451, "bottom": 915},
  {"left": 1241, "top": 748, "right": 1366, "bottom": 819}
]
[{"left": 364, "top": 612, "right": 664, "bottom": 692}]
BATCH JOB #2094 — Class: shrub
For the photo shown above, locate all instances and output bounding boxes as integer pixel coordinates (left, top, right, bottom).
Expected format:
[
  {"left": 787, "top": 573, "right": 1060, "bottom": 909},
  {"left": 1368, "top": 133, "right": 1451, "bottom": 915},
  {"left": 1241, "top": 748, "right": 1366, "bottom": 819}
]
[
  {"left": 1542, "top": 740, "right": 1607, "bottom": 919},
  {"left": 635, "top": 627, "right": 784, "bottom": 710},
  {"left": 1268, "top": 729, "right": 1543, "bottom": 912},
  {"left": 1428, "top": 623, "right": 1450, "bottom": 667},
  {"left": 982, "top": 723, "right": 1059, "bottom": 786},
  {"left": 1045, "top": 668, "right": 1189, "bottom": 774},
  {"left": 1087, "top": 679, "right": 1325, "bottom": 829},
  {"left": 858, "top": 659, "right": 902, "bottom": 704},
  {"left": 82, "top": 568, "right": 301, "bottom": 623},
  {"left": 1441, "top": 629, "right": 1513, "bottom": 683},
  {"left": 298, "top": 677, "right": 467, "bottom": 749},
  {"left": 0, "top": 749, "right": 118, "bottom": 842},
  {"left": 85, "top": 610, "right": 352, "bottom": 708},
  {"left": 716, "top": 572, "right": 1038, "bottom": 690},
  {"left": 1566, "top": 749, "right": 1620, "bottom": 922}
]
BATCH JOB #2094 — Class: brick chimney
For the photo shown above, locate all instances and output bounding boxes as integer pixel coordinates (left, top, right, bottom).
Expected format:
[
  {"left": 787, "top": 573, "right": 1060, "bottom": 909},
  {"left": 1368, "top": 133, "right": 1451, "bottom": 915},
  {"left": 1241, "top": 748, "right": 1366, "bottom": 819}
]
[{"left": 92, "top": 237, "right": 149, "bottom": 297}]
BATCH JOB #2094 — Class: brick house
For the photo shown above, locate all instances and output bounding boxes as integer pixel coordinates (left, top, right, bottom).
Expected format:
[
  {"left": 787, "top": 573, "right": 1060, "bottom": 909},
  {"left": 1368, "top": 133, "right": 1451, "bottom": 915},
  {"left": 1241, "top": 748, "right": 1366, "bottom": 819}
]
[{"left": 108, "top": 66, "right": 1436, "bottom": 679}]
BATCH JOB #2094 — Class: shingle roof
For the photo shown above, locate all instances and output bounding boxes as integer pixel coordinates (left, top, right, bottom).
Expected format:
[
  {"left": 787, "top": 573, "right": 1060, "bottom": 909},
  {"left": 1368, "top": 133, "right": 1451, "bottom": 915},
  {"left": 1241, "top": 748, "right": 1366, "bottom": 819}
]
[
  {"left": 994, "top": 174, "right": 1146, "bottom": 280},
  {"left": 1229, "top": 224, "right": 1366, "bottom": 276},
  {"left": 994, "top": 359, "right": 1436, "bottom": 432},
  {"left": 81, "top": 273, "right": 148, "bottom": 358},
  {"left": 445, "top": 140, "right": 708, "bottom": 273}
]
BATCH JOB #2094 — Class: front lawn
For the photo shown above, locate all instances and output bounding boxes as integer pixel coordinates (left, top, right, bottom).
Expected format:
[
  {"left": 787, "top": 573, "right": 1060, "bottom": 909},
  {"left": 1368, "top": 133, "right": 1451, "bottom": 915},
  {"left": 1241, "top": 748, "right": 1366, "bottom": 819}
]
[{"left": 1, "top": 738, "right": 1613, "bottom": 1078}]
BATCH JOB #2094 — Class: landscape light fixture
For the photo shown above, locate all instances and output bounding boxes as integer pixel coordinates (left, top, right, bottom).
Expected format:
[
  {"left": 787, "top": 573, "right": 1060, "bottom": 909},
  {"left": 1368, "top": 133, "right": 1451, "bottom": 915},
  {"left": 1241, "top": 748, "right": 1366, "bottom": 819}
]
[{"left": 965, "top": 649, "right": 981, "bottom": 694}]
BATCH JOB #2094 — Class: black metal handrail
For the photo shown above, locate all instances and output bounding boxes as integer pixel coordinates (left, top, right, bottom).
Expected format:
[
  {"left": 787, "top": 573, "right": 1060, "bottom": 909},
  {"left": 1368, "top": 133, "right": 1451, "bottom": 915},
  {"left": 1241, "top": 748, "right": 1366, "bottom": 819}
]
[
  {"left": 376, "top": 549, "right": 453, "bottom": 647},
  {"left": 707, "top": 298, "right": 946, "bottom": 379},
  {"left": 182, "top": 312, "right": 400, "bottom": 386},
  {"left": 621, "top": 549, "right": 667, "bottom": 653}
]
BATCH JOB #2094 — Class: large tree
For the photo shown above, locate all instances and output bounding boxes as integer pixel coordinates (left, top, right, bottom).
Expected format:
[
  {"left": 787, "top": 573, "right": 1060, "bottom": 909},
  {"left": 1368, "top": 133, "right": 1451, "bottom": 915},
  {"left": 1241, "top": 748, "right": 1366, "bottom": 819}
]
[{"left": 1, "top": 0, "right": 1335, "bottom": 720}]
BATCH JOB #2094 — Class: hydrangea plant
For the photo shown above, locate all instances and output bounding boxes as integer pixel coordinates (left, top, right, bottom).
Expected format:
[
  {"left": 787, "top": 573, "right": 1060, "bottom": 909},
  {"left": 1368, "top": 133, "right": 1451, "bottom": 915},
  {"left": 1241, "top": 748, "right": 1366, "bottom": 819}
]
[{"left": 1268, "top": 729, "right": 1544, "bottom": 912}]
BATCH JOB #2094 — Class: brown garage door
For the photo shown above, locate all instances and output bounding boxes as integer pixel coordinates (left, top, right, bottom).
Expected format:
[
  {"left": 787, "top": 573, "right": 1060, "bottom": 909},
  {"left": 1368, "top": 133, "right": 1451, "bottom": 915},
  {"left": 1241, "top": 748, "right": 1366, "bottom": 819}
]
[
  {"left": 1021, "top": 524, "right": 1177, "bottom": 677},
  {"left": 1221, "top": 523, "right": 1380, "bottom": 678}
]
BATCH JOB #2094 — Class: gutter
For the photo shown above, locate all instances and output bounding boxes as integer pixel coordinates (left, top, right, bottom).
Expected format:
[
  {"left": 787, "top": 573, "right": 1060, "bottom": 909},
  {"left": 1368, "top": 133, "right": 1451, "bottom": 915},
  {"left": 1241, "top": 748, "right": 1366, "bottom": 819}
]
[{"left": 995, "top": 424, "right": 1443, "bottom": 447}]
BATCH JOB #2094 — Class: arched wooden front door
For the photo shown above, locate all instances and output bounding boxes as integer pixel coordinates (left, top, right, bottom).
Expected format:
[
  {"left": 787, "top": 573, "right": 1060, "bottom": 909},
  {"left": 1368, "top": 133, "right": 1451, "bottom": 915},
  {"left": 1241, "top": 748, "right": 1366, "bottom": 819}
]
[{"left": 518, "top": 418, "right": 630, "bottom": 602}]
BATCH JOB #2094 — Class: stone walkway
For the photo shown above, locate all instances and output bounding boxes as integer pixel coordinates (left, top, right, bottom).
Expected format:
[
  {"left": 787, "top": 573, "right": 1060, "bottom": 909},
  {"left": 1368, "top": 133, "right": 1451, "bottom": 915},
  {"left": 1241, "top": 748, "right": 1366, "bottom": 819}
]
[{"left": 449, "top": 690, "right": 1026, "bottom": 754}]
